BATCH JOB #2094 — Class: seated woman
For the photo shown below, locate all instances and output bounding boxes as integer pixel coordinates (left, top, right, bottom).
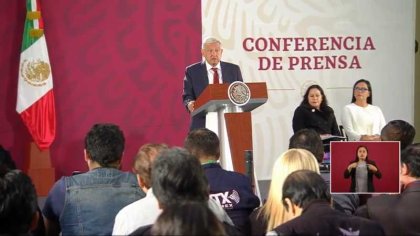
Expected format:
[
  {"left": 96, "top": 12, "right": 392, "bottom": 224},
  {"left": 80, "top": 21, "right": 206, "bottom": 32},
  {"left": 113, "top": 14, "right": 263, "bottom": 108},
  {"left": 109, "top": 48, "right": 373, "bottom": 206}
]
[
  {"left": 249, "top": 149, "right": 320, "bottom": 236},
  {"left": 293, "top": 84, "right": 341, "bottom": 137},
  {"left": 341, "top": 79, "right": 386, "bottom": 141}
]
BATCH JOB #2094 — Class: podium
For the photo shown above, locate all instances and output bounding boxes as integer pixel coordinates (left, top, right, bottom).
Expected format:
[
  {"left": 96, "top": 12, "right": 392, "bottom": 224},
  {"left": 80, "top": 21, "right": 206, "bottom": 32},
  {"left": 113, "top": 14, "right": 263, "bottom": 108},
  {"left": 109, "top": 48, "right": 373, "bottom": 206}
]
[
  {"left": 191, "top": 82, "right": 267, "bottom": 175},
  {"left": 25, "top": 142, "right": 55, "bottom": 196}
]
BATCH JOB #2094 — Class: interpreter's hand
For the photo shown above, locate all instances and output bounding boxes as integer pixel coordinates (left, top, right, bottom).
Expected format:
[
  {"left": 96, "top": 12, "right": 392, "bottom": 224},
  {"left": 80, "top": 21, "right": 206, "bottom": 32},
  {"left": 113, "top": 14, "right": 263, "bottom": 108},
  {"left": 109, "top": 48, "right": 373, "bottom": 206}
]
[
  {"left": 367, "top": 164, "right": 378, "bottom": 172},
  {"left": 188, "top": 101, "right": 195, "bottom": 112},
  {"left": 347, "top": 162, "right": 357, "bottom": 171}
]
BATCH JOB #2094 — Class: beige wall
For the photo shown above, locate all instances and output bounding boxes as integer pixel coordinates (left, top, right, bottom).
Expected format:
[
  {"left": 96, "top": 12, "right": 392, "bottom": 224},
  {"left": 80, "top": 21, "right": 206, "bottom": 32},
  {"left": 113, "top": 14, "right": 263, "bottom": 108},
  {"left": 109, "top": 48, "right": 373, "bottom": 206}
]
[{"left": 416, "top": 2, "right": 420, "bottom": 142}]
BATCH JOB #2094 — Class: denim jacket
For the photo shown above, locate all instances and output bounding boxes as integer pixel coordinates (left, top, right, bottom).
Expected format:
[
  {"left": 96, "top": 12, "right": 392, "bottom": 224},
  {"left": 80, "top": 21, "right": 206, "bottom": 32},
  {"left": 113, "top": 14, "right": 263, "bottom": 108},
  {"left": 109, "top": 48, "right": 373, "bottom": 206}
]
[{"left": 59, "top": 168, "right": 145, "bottom": 235}]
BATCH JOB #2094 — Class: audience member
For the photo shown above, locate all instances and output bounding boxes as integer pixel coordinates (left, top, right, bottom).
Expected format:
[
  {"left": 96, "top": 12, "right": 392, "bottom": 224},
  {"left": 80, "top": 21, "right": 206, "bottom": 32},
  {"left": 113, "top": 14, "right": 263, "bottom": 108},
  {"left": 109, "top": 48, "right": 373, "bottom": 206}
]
[
  {"left": 113, "top": 143, "right": 233, "bottom": 235},
  {"left": 129, "top": 148, "right": 241, "bottom": 236},
  {"left": 112, "top": 143, "right": 168, "bottom": 235},
  {"left": 344, "top": 145, "right": 381, "bottom": 192},
  {"left": 355, "top": 143, "right": 420, "bottom": 235},
  {"left": 151, "top": 201, "right": 227, "bottom": 236},
  {"left": 0, "top": 145, "right": 45, "bottom": 236},
  {"left": 182, "top": 37, "right": 243, "bottom": 130},
  {"left": 0, "top": 145, "right": 16, "bottom": 172},
  {"left": 288, "top": 128, "right": 325, "bottom": 165},
  {"left": 0, "top": 169, "right": 39, "bottom": 235},
  {"left": 268, "top": 170, "right": 384, "bottom": 236},
  {"left": 42, "top": 123, "right": 145, "bottom": 235},
  {"left": 341, "top": 79, "right": 386, "bottom": 141},
  {"left": 292, "top": 84, "right": 340, "bottom": 136},
  {"left": 288, "top": 129, "right": 360, "bottom": 215},
  {"left": 381, "top": 119, "right": 416, "bottom": 151},
  {"left": 249, "top": 149, "right": 319, "bottom": 235},
  {"left": 184, "top": 128, "right": 260, "bottom": 234}
]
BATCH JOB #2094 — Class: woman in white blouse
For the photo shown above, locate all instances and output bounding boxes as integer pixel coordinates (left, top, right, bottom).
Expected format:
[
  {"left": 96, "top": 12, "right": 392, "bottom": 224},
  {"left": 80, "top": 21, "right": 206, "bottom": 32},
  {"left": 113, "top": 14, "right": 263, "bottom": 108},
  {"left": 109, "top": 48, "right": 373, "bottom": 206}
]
[{"left": 341, "top": 79, "right": 386, "bottom": 141}]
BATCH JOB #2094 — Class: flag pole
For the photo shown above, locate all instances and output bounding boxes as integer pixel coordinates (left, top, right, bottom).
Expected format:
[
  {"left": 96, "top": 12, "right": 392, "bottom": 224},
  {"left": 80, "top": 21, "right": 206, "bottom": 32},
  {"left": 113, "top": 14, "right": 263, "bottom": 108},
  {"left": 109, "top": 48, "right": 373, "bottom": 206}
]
[{"left": 18, "top": 0, "right": 56, "bottom": 196}]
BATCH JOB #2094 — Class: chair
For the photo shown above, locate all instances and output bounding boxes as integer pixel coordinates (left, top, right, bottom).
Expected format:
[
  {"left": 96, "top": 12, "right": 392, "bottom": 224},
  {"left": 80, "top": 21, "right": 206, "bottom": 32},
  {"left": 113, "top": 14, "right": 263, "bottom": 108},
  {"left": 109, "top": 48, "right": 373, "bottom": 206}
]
[{"left": 339, "top": 125, "right": 348, "bottom": 141}]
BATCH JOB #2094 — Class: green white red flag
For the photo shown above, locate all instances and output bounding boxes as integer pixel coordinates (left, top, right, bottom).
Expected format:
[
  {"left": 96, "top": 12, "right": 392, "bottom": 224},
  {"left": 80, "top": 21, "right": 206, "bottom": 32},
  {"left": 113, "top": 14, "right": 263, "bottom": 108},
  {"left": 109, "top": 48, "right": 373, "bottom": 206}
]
[{"left": 16, "top": 0, "right": 56, "bottom": 150}]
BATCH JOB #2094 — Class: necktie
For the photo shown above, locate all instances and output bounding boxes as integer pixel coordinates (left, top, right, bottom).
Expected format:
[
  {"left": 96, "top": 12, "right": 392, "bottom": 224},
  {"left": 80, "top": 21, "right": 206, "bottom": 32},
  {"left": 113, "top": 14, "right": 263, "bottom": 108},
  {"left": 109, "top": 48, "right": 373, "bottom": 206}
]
[{"left": 211, "top": 68, "right": 219, "bottom": 84}]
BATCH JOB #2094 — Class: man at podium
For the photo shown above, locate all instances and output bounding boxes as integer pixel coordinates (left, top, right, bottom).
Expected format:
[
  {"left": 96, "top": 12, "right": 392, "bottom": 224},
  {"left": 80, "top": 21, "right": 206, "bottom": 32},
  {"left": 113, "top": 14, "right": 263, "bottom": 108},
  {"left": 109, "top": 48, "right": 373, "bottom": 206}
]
[{"left": 182, "top": 37, "right": 244, "bottom": 130}]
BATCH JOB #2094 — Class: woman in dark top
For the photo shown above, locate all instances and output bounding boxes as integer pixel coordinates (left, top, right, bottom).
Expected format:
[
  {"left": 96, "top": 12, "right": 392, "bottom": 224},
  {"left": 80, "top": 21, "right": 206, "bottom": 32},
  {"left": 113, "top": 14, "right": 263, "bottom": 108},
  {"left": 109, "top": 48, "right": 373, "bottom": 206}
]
[
  {"left": 292, "top": 84, "right": 341, "bottom": 136},
  {"left": 344, "top": 145, "right": 381, "bottom": 192}
]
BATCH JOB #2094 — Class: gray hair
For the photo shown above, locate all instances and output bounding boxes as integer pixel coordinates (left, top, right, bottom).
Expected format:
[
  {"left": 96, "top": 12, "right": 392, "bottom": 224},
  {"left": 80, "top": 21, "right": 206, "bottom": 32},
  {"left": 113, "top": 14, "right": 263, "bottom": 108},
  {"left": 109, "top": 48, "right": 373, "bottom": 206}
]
[{"left": 202, "top": 37, "right": 222, "bottom": 49}]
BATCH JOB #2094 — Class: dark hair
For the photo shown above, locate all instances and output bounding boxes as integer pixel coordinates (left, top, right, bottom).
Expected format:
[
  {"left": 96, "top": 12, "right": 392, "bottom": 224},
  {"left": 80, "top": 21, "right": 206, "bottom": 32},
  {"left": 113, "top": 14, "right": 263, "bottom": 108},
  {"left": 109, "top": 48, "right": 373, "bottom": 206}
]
[
  {"left": 301, "top": 84, "right": 329, "bottom": 110},
  {"left": 282, "top": 170, "right": 331, "bottom": 211},
  {"left": 151, "top": 147, "right": 209, "bottom": 208},
  {"left": 133, "top": 143, "right": 168, "bottom": 189},
  {"left": 151, "top": 201, "right": 226, "bottom": 236},
  {"left": 0, "top": 169, "right": 38, "bottom": 234},
  {"left": 184, "top": 128, "right": 220, "bottom": 160},
  {"left": 351, "top": 79, "right": 373, "bottom": 104},
  {"left": 354, "top": 145, "right": 369, "bottom": 162},
  {"left": 84, "top": 123, "right": 125, "bottom": 167},
  {"left": 401, "top": 143, "right": 420, "bottom": 178},
  {"left": 289, "top": 129, "right": 324, "bottom": 163},
  {"left": 0, "top": 145, "right": 16, "bottom": 173},
  {"left": 381, "top": 120, "right": 416, "bottom": 151}
]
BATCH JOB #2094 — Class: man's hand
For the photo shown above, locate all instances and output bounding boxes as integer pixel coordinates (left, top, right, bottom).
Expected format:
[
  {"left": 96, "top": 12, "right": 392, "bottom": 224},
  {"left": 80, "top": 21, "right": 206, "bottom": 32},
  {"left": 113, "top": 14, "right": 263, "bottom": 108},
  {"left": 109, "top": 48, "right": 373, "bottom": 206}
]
[{"left": 188, "top": 101, "right": 195, "bottom": 112}]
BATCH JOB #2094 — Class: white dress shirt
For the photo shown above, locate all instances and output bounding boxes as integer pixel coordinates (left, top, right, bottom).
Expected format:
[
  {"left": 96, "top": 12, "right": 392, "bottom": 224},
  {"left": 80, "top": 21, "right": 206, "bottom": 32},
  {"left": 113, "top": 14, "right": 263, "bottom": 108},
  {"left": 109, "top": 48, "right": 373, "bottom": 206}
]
[{"left": 112, "top": 188, "right": 161, "bottom": 235}]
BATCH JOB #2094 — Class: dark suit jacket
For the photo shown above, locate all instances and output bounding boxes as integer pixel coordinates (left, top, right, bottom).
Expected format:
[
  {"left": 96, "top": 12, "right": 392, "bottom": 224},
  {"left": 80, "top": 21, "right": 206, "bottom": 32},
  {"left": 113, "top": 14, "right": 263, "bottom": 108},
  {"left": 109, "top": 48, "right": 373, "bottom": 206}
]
[
  {"left": 271, "top": 201, "right": 384, "bottom": 236},
  {"left": 355, "top": 180, "right": 420, "bottom": 235},
  {"left": 182, "top": 61, "right": 243, "bottom": 130},
  {"left": 344, "top": 159, "right": 381, "bottom": 192}
]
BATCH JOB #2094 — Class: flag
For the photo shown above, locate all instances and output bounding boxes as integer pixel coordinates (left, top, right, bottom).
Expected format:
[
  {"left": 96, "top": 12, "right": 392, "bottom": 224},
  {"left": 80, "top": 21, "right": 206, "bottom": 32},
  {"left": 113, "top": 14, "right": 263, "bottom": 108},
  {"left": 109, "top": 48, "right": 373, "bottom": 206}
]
[{"left": 16, "top": 0, "right": 56, "bottom": 150}]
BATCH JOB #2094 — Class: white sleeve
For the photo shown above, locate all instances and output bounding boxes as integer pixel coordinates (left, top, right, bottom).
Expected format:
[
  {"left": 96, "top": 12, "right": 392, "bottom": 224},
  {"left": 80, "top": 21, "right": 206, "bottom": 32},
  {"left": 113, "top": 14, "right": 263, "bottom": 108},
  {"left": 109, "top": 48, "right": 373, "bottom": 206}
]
[
  {"left": 341, "top": 105, "right": 361, "bottom": 141},
  {"left": 378, "top": 107, "right": 386, "bottom": 132},
  {"left": 112, "top": 210, "right": 128, "bottom": 235}
]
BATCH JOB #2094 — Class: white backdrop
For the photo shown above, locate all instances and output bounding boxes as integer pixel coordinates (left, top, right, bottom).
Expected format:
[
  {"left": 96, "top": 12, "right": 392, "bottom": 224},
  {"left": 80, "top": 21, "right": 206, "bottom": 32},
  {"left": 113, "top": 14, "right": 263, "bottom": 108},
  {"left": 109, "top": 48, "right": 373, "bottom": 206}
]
[{"left": 202, "top": 0, "right": 415, "bottom": 180}]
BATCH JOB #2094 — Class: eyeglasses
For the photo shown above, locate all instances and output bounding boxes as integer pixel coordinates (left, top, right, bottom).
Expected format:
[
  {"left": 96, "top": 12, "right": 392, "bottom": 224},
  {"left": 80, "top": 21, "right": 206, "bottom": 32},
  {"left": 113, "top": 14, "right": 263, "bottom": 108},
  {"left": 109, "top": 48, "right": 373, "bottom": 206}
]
[{"left": 354, "top": 87, "right": 369, "bottom": 92}]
